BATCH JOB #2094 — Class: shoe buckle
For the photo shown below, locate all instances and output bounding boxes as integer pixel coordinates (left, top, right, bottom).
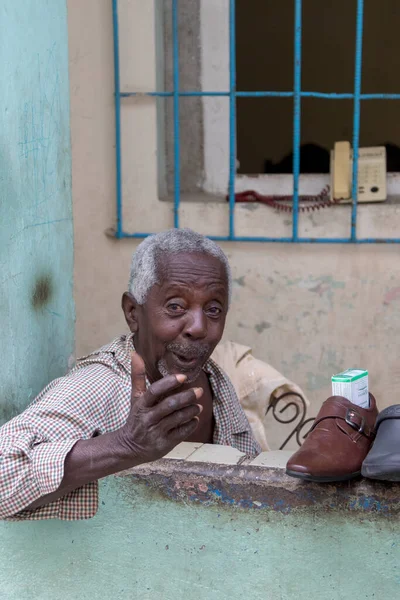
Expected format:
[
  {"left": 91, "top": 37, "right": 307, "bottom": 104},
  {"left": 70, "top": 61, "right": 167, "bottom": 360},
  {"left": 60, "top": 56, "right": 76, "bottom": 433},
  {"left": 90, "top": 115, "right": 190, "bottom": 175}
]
[{"left": 345, "top": 408, "right": 365, "bottom": 434}]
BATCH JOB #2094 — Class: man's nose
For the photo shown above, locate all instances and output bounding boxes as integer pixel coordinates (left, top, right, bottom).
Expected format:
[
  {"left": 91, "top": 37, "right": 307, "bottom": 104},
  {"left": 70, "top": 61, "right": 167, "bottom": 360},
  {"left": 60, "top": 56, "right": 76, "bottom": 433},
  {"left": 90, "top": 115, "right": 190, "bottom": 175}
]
[{"left": 183, "top": 309, "right": 207, "bottom": 340}]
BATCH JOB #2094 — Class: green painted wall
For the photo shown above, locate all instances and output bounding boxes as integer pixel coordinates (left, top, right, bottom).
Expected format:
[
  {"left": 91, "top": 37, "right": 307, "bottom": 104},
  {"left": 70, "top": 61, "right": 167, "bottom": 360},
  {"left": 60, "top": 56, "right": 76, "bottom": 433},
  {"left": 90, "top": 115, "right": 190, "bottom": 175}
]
[
  {"left": 0, "top": 0, "right": 74, "bottom": 424},
  {"left": 1, "top": 475, "right": 399, "bottom": 600}
]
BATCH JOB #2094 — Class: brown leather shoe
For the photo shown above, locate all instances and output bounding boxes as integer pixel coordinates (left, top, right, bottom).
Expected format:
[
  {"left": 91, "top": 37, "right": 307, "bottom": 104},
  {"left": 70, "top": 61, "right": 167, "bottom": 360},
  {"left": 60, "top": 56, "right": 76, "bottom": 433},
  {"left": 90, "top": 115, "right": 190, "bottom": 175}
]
[{"left": 286, "top": 394, "right": 378, "bottom": 482}]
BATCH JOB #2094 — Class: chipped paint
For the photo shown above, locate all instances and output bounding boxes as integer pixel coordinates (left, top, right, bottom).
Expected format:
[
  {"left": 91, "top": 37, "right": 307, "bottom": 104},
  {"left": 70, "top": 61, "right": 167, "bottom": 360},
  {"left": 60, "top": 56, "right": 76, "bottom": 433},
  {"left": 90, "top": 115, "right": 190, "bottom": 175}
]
[
  {"left": 119, "top": 459, "right": 400, "bottom": 518},
  {"left": 254, "top": 321, "right": 271, "bottom": 334},
  {"left": 318, "top": 347, "right": 343, "bottom": 374},
  {"left": 384, "top": 287, "right": 400, "bottom": 306},
  {"left": 306, "top": 372, "right": 328, "bottom": 392},
  {"left": 290, "top": 352, "right": 313, "bottom": 368},
  {"left": 233, "top": 275, "right": 246, "bottom": 287}
]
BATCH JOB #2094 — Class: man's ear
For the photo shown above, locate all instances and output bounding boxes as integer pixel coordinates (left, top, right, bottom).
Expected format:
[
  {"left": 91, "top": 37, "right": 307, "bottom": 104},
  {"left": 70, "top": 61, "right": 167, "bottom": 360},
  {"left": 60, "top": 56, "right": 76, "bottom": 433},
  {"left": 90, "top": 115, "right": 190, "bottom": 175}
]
[{"left": 122, "top": 292, "right": 139, "bottom": 333}]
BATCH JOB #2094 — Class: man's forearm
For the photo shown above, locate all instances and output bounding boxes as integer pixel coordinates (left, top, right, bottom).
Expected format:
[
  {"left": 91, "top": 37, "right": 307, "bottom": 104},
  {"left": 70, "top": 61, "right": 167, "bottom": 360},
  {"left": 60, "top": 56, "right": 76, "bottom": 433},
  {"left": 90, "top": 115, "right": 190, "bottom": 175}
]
[{"left": 27, "top": 430, "right": 138, "bottom": 510}]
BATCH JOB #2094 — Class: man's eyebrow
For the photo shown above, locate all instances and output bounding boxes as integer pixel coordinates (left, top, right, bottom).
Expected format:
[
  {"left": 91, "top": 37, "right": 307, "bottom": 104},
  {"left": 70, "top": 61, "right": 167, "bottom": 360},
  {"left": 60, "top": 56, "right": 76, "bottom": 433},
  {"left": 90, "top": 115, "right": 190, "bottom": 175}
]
[
  {"left": 206, "top": 287, "right": 227, "bottom": 299},
  {"left": 207, "top": 282, "right": 226, "bottom": 290}
]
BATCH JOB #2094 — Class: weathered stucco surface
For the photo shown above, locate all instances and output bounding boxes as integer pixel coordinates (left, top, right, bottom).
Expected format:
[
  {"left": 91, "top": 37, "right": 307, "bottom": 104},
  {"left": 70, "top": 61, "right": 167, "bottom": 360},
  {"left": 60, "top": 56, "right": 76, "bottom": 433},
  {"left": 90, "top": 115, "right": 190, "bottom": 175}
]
[
  {"left": 1, "top": 457, "right": 399, "bottom": 600},
  {"left": 69, "top": 1, "right": 400, "bottom": 423},
  {"left": 0, "top": 0, "right": 74, "bottom": 424}
]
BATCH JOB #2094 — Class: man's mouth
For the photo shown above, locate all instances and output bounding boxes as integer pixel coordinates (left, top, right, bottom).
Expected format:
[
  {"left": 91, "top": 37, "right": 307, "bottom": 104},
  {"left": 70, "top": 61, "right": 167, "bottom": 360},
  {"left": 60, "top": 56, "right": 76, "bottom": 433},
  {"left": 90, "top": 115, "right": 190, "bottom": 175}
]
[
  {"left": 171, "top": 352, "right": 200, "bottom": 369},
  {"left": 166, "top": 343, "right": 210, "bottom": 372}
]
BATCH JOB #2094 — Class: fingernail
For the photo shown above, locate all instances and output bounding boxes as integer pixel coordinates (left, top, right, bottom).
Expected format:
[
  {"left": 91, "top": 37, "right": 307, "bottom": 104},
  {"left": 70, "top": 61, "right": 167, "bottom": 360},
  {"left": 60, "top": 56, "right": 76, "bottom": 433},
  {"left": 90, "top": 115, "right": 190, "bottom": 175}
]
[
  {"left": 193, "top": 387, "right": 204, "bottom": 399},
  {"left": 197, "top": 404, "right": 203, "bottom": 413},
  {"left": 176, "top": 374, "right": 187, "bottom": 383}
]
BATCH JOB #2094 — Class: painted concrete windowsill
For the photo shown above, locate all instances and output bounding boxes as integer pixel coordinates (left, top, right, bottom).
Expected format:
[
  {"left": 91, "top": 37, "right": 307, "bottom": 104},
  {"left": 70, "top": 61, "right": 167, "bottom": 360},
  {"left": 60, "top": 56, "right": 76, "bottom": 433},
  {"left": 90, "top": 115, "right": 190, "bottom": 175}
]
[
  {"left": 159, "top": 192, "right": 400, "bottom": 206},
  {"left": 114, "top": 193, "right": 400, "bottom": 239},
  {"left": 118, "top": 444, "right": 400, "bottom": 517},
  {"left": 160, "top": 172, "right": 400, "bottom": 204}
]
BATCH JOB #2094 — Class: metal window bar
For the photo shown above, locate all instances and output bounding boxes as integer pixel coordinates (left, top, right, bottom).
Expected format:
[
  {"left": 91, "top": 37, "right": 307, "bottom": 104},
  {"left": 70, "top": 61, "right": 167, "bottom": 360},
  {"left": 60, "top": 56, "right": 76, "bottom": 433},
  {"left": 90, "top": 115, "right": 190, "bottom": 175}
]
[{"left": 112, "top": 0, "right": 400, "bottom": 243}]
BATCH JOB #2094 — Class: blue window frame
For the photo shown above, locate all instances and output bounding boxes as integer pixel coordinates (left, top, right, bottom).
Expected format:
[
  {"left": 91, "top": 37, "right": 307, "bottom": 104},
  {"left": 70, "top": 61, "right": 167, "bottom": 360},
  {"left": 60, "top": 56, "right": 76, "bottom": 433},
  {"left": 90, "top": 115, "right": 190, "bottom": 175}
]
[{"left": 112, "top": 0, "right": 400, "bottom": 243}]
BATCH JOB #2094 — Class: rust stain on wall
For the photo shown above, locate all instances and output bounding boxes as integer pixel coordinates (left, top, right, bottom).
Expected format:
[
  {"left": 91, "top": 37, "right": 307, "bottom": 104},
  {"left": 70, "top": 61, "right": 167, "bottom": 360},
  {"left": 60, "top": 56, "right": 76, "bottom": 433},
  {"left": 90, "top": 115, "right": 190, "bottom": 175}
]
[{"left": 31, "top": 274, "right": 53, "bottom": 310}]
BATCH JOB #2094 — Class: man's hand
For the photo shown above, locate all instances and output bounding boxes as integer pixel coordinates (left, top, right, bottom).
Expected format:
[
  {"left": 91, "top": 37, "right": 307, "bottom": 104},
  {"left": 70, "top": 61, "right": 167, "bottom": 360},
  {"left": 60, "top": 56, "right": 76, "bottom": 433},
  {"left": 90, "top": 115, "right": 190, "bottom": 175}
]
[
  {"left": 117, "top": 352, "right": 203, "bottom": 464},
  {"left": 22, "top": 351, "right": 203, "bottom": 513}
]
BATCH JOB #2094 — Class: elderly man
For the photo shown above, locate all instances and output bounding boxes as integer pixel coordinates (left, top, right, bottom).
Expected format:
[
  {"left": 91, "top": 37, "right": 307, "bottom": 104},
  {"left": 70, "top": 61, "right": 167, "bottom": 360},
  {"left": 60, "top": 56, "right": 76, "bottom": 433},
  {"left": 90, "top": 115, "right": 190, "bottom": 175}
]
[{"left": 0, "top": 229, "right": 261, "bottom": 520}]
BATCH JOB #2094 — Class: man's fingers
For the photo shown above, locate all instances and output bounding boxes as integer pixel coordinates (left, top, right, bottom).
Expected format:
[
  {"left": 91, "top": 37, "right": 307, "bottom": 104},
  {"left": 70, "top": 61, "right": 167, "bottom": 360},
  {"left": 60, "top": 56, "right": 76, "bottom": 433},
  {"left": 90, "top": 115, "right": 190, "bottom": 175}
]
[
  {"left": 143, "top": 372, "right": 187, "bottom": 407},
  {"left": 130, "top": 351, "right": 189, "bottom": 407},
  {"left": 168, "top": 418, "right": 200, "bottom": 443},
  {"left": 160, "top": 403, "right": 203, "bottom": 433},
  {"left": 130, "top": 351, "right": 147, "bottom": 398},
  {"left": 149, "top": 388, "right": 203, "bottom": 422}
]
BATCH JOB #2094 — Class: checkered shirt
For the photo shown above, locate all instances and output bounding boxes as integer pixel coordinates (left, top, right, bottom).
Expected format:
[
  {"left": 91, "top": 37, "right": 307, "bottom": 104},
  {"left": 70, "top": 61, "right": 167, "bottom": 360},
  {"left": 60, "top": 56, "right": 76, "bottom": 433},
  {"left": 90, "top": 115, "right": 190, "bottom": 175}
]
[{"left": 0, "top": 334, "right": 260, "bottom": 521}]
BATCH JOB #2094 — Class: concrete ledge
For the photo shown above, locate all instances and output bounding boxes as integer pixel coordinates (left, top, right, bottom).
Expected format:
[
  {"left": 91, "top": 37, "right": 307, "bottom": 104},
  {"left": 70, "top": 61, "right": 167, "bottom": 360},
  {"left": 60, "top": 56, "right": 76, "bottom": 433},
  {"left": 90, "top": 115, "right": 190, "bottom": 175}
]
[
  {"left": 164, "top": 441, "right": 204, "bottom": 460},
  {"left": 249, "top": 450, "right": 294, "bottom": 468},
  {"left": 119, "top": 447, "right": 400, "bottom": 517},
  {"left": 185, "top": 443, "right": 246, "bottom": 465}
]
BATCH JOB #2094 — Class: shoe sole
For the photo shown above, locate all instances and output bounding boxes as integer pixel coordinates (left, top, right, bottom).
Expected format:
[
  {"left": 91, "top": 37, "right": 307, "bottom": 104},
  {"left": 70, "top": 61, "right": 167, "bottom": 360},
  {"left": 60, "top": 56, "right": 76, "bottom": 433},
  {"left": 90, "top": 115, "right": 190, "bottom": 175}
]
[
  {"left": 286, "top": 469, "right": 361, "bottom": 483},
  {"left": 362, "top": 465, "right": 400, "bottom": 481}
]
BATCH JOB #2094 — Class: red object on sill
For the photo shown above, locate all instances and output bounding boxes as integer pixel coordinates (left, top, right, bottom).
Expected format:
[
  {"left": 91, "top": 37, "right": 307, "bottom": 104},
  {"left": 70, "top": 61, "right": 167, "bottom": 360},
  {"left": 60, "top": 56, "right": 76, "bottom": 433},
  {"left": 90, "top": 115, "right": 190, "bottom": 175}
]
[{"left": 228, "top": 186, "right": 340, "bottom": 213}]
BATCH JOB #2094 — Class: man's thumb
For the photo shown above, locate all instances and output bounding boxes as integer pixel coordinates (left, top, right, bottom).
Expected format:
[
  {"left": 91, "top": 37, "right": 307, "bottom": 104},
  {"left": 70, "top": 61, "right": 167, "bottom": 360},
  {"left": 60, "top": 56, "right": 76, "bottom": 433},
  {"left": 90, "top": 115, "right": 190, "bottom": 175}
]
[{"left": 130, "top": 351, "right": 147, "bottom": 399}]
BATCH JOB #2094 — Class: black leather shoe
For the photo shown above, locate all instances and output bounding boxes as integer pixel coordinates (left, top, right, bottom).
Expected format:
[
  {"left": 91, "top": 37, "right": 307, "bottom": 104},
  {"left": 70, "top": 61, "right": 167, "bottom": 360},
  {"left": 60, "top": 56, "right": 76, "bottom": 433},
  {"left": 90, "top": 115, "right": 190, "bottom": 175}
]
[{"left": 362, "top": 405, "right": 400, "bottom": 481}]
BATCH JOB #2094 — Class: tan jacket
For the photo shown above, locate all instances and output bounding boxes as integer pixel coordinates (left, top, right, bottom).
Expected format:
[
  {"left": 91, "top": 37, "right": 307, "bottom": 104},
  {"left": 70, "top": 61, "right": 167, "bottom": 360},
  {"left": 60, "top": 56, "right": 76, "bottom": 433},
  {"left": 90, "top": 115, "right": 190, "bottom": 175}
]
[{"left": 212, "top": 341, "right": 310, "bottom": 451}]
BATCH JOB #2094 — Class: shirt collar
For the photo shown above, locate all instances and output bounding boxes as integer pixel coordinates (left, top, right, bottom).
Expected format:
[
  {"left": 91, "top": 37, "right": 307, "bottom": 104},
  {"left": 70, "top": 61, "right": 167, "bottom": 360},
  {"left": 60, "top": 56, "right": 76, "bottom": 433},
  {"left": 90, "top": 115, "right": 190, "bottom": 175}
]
[{"left": 204, "top": 357, "right": 251, "bottom": 436}]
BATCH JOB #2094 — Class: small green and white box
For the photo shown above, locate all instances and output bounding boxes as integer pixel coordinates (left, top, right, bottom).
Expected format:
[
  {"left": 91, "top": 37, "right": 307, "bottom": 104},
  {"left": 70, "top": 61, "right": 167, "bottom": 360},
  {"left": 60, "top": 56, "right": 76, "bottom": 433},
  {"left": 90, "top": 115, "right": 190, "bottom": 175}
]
[{"left": 331, "top": 369, "right": 369, "bottom": 408}]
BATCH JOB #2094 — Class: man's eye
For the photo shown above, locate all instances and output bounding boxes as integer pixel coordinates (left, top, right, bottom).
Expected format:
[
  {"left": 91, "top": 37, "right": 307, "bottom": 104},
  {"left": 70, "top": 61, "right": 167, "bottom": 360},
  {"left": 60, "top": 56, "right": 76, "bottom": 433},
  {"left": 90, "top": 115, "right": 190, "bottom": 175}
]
[
  {"left": 167, "top": 303, "right": 184, "bottom": 312},
  {"left": 207, "top": 306, "right": 222, "bottom": 316}
]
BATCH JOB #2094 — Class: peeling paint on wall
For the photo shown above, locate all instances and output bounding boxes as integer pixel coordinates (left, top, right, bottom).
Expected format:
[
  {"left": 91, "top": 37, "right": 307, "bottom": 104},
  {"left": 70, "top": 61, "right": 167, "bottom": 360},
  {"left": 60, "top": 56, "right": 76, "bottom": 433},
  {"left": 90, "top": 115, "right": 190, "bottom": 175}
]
[
  {"left": 233, "top": 276, "right": 246, "bottom": 287},
  {"left": 384, "top": 286, "right": 400, "bottom": 306},
  {"left": 254, "top": 321, "right": 271, "bottom": 334}
]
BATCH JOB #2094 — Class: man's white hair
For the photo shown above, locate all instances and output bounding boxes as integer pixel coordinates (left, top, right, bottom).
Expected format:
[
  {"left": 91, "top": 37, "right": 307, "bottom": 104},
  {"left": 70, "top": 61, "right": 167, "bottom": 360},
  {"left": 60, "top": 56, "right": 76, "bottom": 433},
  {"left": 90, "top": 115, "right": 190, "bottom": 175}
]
[{"left": 128, "top": 228, "right": 232, "bottom": 306}]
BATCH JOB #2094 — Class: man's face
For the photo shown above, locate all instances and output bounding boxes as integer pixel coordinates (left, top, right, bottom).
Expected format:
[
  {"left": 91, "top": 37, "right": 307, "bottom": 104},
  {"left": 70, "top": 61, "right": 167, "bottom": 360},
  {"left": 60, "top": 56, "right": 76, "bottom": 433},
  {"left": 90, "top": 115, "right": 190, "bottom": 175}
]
[{"left": 123, "top": 252, "right": 229, "bottom": 383}]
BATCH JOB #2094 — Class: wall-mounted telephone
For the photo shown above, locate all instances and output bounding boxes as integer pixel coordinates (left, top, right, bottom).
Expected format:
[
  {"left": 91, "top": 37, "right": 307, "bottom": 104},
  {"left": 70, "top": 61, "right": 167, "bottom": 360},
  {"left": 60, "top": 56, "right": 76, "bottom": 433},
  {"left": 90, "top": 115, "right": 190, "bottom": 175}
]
[{"left": 330, "top": 141, "right": 387, "bottom": 203}]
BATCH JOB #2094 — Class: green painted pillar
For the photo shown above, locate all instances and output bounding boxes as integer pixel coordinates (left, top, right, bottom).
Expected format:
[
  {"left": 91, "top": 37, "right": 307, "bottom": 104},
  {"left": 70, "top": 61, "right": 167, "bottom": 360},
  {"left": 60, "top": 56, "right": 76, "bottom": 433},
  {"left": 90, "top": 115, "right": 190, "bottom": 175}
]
[{"left": 0, "top": 0, "right": 74, "bottom": 423}]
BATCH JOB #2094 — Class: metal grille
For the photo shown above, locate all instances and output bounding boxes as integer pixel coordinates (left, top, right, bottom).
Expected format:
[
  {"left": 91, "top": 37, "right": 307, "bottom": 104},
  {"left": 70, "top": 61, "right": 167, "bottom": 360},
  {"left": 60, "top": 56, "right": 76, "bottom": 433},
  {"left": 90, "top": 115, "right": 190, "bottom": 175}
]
[{"left": 112, "top": 0, "right": 400, "bottom": 243}]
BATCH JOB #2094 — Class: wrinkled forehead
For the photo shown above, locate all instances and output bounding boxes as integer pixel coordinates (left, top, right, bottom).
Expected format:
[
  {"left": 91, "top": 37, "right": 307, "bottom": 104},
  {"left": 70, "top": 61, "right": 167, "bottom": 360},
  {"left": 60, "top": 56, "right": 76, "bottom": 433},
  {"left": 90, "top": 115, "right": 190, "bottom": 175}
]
[{"left": 155, "top": 250, "right": 229, "bottom": 294}]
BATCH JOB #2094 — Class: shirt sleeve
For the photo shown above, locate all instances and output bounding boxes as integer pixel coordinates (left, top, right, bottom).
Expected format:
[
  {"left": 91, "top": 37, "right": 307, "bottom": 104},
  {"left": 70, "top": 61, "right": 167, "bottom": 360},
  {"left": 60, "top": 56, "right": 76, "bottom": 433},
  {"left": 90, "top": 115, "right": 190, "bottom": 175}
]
[{"left": 0, "top": 361, "right": 128, "bottom": 521}]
